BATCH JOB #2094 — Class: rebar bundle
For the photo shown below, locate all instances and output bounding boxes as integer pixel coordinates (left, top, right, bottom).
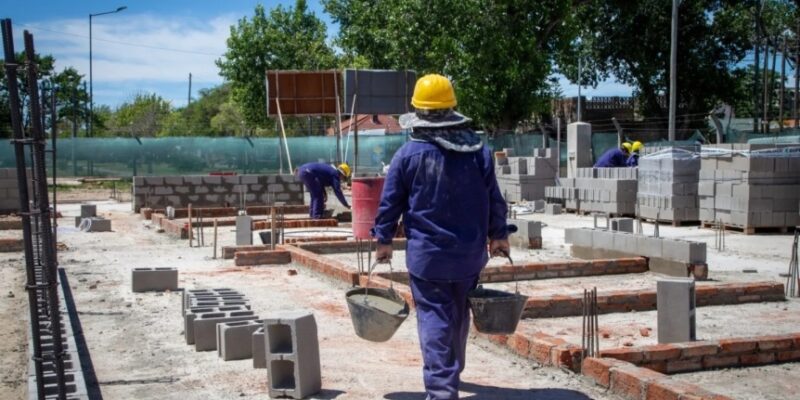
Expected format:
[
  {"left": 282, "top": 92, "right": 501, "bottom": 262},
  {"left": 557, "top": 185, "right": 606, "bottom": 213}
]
[
  {"left": 581, "top": 287, "right": 600, "bottom": 361},
  {"left": 787, "top": 228, "right": 799, "bottom": 298},
  {"left": 2, "top": 19, "right": 68, "bottom": 399}
]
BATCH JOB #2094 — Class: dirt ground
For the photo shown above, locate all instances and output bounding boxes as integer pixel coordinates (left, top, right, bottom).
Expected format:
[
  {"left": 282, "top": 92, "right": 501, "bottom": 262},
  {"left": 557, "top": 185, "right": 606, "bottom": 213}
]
[
  {"left": 671, "top": 362, "right": 800, "bottom": 400},
  {"left": 0, "top": 228, "right": 28, "bottom": 400},
  {"left": 35, "top": 201, "right": 621, "bottom": 400}
]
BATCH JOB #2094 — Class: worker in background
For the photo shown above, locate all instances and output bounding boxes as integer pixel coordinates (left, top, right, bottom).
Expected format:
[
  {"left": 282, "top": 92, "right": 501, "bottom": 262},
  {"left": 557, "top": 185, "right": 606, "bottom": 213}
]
[
  {"left": 594, "top": 142, "right": 632, "bottom": 168},
  {"left": 626, "top": 141, "right": 643, "bottom": 167},
  {"left": 372, "top": 74, "right": 511, "bottom": 400},
  {"left": 295, "top": 162, "right": 351, "bottom": 219}
]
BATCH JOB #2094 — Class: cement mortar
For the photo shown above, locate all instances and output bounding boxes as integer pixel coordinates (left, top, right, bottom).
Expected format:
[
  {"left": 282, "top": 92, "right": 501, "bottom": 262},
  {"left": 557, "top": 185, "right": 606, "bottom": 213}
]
[
  {"left": 517, "top": 299, "right": 800, "bottom": 350},
  {"left": 43, "top": 201, "right": 619, "bottom": 400},
  {"left": 671, "top": 362, "right": 800, "bottom": 400}
]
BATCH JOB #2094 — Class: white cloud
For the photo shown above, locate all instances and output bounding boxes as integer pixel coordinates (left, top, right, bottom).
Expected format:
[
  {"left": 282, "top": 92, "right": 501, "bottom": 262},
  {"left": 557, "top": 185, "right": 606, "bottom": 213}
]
[{"left": 18, "top": 13, "right": 234, "bottom": 85}]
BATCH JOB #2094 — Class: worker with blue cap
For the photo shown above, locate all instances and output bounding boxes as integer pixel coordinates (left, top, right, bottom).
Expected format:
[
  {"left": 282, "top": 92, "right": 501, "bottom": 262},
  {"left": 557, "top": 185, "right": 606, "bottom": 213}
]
[
  {"left": 594, "top": 142, "right": 633, "bottom": 168},
  {"left": 295, "top": 162, "right": 351, "bottom": 219},
  {"left": 371, "top": 74, "right": 511, "bottom": 400}
]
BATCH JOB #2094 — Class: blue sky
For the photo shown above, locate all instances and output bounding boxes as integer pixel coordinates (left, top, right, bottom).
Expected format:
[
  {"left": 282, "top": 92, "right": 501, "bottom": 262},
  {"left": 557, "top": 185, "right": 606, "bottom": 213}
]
[{"left": 3, "top": 0, "right": 637, "bottom": 109}]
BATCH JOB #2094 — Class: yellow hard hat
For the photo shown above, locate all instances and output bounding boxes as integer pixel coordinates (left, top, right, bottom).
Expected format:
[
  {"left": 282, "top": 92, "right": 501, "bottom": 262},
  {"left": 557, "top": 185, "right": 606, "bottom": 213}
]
[
  {"left": 622, "top": 142, "right": 632, "bottom": 153},
  {"left": 411, "top": 74, "right": 457, "bottom": 110},
  {"left": 631, "top": 141, "right": 643, "bottom": 153},
  {"left": 337, "top": 163, "right": 351, "bottom": 178}
]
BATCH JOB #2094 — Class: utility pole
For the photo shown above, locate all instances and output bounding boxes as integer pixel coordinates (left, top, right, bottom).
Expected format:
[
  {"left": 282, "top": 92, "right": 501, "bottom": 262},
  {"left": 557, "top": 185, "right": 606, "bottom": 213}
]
[
  {"left": 577, "top": 56, "right": 583, "bottom": 122},
  {"left": 668, "top": 0, "right": 680, "bottom": 142},
  {"left": 763, "top": 42, "right": 770, "bottom": 134},
  {"left": 754, "top": 2, "right": 762, "bottom": 133},
  {"left": 188, "top": 73, "right": 192, "bottom": 105},
  {"left": 780, "top": 38, "right": 787, "bottom": 132},
  {"left": 795, "top": 18, "right": 799, "bottom": 127}
]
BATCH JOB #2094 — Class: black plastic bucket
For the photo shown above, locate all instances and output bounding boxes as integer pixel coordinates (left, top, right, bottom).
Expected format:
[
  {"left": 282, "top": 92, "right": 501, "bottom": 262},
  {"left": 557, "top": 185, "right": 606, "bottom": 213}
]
[
  {"left": 346, "top": 286, "right": 409, "bottom": 342},
  {"left": 468, "top": 286, "right": 528, "bottom": 335}
]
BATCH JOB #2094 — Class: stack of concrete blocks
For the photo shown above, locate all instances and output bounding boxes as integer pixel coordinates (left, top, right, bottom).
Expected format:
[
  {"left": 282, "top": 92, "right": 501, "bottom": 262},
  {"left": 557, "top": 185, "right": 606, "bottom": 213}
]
[
  {"left": 508, "top": 218, "right": 542, "bottom": 249},
  {"left": 264, "top": 311, "right": 322, "bottom": 399},
  {"left": 565, "top": 227, "right": 707, "bottom": 278},
  {"left": 637, "top": 148, "right": 701, "bottom": 224},
  {"left": 217, "top": 319, "right": 265, "bottom": 361},
  {"left": 495, "top": 147, "right": 558, "bottom": 203},
  {"left": 182, "top": 288, "right": 261, "bottom": 353},
  {"left": 75, "top": 204, "right": 112, "bottom": 232},
  {"left": 131, "top": 267, "right": 178, "bottom": 292},
  {"left": 545, "top": 168, "right": 638, "bottom": 216},
  {"left": 0, "top": 168, "right": 31, "bottom": 214},
  {"left": 132, "top": 174, "right": 304, "bottom": 212},
  {"left": 699, "top": 144, "right": 800, "bottom": 229},
  {"left": 567, "top": 122, "right": 593, "bottom": 178}
]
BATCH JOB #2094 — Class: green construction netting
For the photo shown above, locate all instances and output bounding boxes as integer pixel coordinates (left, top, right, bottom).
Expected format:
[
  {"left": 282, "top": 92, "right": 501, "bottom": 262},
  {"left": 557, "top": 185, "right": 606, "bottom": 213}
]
[{"left": 0, "top": 129, "right": 757, "bottom": 178}]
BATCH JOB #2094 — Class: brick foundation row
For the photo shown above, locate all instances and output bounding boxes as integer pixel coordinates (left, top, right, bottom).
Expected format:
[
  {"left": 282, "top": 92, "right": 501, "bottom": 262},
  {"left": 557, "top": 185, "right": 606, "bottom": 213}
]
[
  {"left": 292, "top": 239, "right": 407, "bottom": 254},
  {"left": 0, "top": 218, "right": 22, "bottom": 230},
  {"left": 234, "top": 250, "right": 292, "bottom": 266},
  {"left": 0, "top": 238, "right": 23, "bottom": 252},
  {"left": 253, "top": 219, "right": 338, "bottom": 230},
  {"left": 279, "top": 245, "right": 360, "bottom": 286},
  {"left": 480, "top": 257, "right": 647, "bottom": 283},
  {"left": 582, "top": 357, "right": 732, "bottom": 400},
  {"left": 523, "top": 281, "right": 785, "bottom": 318},
  {"left": 600, "top": 332, "right": 800, "bottom": 374},
  {"left": 140, "top": 205, "right": 309, "bottom": 220}
]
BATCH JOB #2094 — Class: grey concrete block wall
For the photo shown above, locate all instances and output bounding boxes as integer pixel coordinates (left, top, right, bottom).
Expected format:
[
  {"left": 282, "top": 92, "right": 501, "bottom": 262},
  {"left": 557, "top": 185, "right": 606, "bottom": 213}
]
[
  {"left": 698, "top": 144, "right": 800, "bottom": 228},
  {"left": 0, "top": 168, "right": 32, "bottom": 213},
  {"left": 131, "top": 268, "right": 178, "bottom": 292},
  {"left": 637, "top": 149, "right": 701, "bottom": 223},
  {"left": 495, "top": 148, "right": 558, "bottom": 202},
  {"left": 132, "top": 174, "right": 304, "bottom": 212},
  {"left": 264, "top": 311, "right": 321, "bottom": 399},
  {"left": 217, "top": 319, "right": 264, "bottom": 361},
  {"left": 545, "top": 168, "right": 638, "bottom": 215},
  {"left": 564, "top": 228, "right": 707, "bottom": 264}
]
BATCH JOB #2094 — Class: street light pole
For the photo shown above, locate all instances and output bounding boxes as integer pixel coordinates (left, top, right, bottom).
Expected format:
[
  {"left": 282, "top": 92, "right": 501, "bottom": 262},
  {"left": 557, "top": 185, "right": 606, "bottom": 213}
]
[
  {"left": 668, "top": 0, "right": 680, "bottom": 142},
  {"left": 89, "top": 6, "right": 127, "bottom": 138}
]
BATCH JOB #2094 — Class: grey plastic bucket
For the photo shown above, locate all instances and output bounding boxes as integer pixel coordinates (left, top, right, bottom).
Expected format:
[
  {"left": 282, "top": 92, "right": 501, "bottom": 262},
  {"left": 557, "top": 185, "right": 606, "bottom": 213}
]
[
  {"left": 468, "top": 286, "right": 528, "bottom": 335},
  {"left": 346, "top": 286, "right": 409, "bottom": 342}
]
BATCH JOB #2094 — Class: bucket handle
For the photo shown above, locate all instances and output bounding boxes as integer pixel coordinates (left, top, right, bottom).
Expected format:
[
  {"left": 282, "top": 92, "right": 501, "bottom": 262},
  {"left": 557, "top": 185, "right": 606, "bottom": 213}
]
[
  {"left": 364, "top": 259, "right": 394, "bottom": 302},
  {"left": 495, "top": 249, "right": 518, "bottom": 294}
]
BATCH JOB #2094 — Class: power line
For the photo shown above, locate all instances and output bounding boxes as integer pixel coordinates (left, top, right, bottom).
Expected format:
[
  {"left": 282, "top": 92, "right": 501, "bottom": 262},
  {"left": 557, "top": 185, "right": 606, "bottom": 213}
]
[{"left": 19, "top": 24, "right": 224, "bottom": 57}]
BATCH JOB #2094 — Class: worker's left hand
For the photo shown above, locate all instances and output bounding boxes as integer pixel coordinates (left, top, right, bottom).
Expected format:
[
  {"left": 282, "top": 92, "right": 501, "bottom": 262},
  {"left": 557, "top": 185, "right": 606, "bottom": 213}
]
[
  {"left": 489, "top": 239, "right": 510, "bottom": 258},
  {"left": 376, "top": 244, "right": 393, "bottom": 262}
]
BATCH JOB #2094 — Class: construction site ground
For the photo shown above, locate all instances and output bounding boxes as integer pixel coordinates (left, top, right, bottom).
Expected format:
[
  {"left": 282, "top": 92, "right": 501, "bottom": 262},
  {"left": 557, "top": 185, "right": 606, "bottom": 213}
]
[{"left": 1, "top": 194, "right": 799, "bottom": 399}]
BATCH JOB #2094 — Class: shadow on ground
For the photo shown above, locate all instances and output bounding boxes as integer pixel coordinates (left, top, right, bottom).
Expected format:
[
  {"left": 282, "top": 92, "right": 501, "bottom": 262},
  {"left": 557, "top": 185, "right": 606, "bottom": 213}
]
[{"left": 385, "top": 382, "right": 595, "bottom": 400}]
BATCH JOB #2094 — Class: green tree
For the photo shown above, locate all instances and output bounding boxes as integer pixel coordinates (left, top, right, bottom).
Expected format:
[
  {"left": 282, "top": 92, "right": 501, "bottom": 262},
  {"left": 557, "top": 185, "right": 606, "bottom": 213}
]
[
  {"left": 210, "top": 98, "right": 247, "bottom": 136},
  {"left": 0, "top": 52, "right": 55, "bottom": 137},
  {"left": 110, "top": 93, "right": 172, "bottom": 137},
  {"left": 325, "top": 0, "right": 582, "bottom": 131},
  {"left": 216, "top": 0, "right": 337, "bottom": 130},
  {"left": 570, "top": 1, "right": 782, "bottom": 129},
  {"left": 51, "top": 67, "right": 90, "bottom": 137}
]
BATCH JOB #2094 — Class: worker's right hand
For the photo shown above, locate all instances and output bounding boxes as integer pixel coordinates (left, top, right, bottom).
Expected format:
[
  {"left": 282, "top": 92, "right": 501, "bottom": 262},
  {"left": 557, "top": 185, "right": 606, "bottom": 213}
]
[{"left": 376, "top": 244, "right": 393, "bottom": 262}]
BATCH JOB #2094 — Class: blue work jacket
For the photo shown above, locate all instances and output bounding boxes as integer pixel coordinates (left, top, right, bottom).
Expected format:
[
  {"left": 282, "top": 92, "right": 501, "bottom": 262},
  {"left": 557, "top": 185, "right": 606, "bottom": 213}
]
[
  {"left": 594, "top": 147, "right": 629, "bottom": 168},
  {"left": 626, "top": 153, "right": 639, "bottom": 167},
  {"left": 371, "top": 140, "right": 508, "bottom": 280},
  {"left": 297, "top": 162, "right": 349, "bottom": 207}
]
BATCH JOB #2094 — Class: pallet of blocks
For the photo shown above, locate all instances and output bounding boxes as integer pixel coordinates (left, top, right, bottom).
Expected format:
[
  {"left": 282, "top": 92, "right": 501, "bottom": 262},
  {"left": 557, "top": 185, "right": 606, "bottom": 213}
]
[
  {"left": 495, "top": 147, "right": 558, "bottom": 203},
  {"left": 545, "top": 167, "right": 638, "bottom": 216},
  {"left": 698, "top": 144, "right": 800, "bottom": 233},
  {"left": 636, "top": 147, "right": 701, "bottom": 225}
]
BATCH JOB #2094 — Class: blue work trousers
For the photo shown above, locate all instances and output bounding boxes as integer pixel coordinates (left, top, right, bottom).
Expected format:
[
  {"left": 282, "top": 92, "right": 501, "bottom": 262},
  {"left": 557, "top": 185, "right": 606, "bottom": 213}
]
[
  {"left": 409, "top": 274, "right": 479, "bottom": 400},
  {"left": 298, "top": 170, "right": 325, "bottom": 219}
]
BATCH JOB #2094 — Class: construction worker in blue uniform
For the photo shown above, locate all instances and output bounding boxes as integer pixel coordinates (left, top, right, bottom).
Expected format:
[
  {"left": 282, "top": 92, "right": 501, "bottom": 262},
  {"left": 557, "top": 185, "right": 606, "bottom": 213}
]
[
  {"left": 594, "top": 142, "right": 632, "bottom": 168},
  {"left": 295, "top": 162, "right": 351, "bottom": 219},
  {"left": 626, "top": 141, "right": 643, "bottom": 167},
  {"left": 371, "top": 74, "right": 511, "bottom": 400}
]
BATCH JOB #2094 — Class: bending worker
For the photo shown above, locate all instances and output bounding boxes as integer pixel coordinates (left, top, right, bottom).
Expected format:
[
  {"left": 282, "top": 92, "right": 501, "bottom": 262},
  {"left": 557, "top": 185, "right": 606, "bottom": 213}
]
[
  {"left": 594, "top": 142, "right": 632, "bottom": 168},
  {"left": 371, "top": 74, "right": 511, "bottom": 400},
  {"left": 626, "top": 141, "right": 643, "bottom": 167},
  {"left": 295, "top": 162, "right": 351, "bottom": 219}
]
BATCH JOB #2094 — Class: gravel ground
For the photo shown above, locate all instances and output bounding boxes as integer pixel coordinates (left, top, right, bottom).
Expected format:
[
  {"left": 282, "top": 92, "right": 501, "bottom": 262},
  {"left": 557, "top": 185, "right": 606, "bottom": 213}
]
[
  {"left": 40, "top": 201, "right": 621, "bottom": 400},
  {"left": 0, "top": 244, "right": 28, "bottom": 399}
]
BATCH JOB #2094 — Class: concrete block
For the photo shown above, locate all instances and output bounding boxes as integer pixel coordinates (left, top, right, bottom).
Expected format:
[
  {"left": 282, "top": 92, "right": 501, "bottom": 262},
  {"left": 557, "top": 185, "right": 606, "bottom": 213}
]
[
  {"left": 253, "top": 327, "right": 266, "bottom": 369},
  {"left": 194, "top": 311, "right": 258, "bottom": 351},
  {"left": 637, "top": 236, "right": 663, "bottom": 258},
  {"left": 657, "top": 278, "right": 696, "bottom": 344},
  {"left": 83, "top": 217, "right": 111, "bottom": 232},
  {"left": 592, "top": 229, "right": 615, "bottom": 250},
  {"left": 610, "top": 218, "right": 634, "bottom": 233},
  {"left": 80, "top": 204, "right": 97, "bottom": 218},
  {"left": 564, "top": 228, "right": 593, "bottom": 247},
  {"left": 217, "top": 319, "right": 264, "bottom": 361},
  {"left": 131, "top": 268, "right": 178, "bottom": 292},
  {"left": 184, "top": 305, "right": 249, "bottom": 345},
  {"left": 236, "top": 215, "right": 253, "bottom": 246},
  {"left": 264, "top": 311, "right": 321, "bottom": 399},
  {"left": 545, "top": 203, "right": 562, "bottom": 215}
]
